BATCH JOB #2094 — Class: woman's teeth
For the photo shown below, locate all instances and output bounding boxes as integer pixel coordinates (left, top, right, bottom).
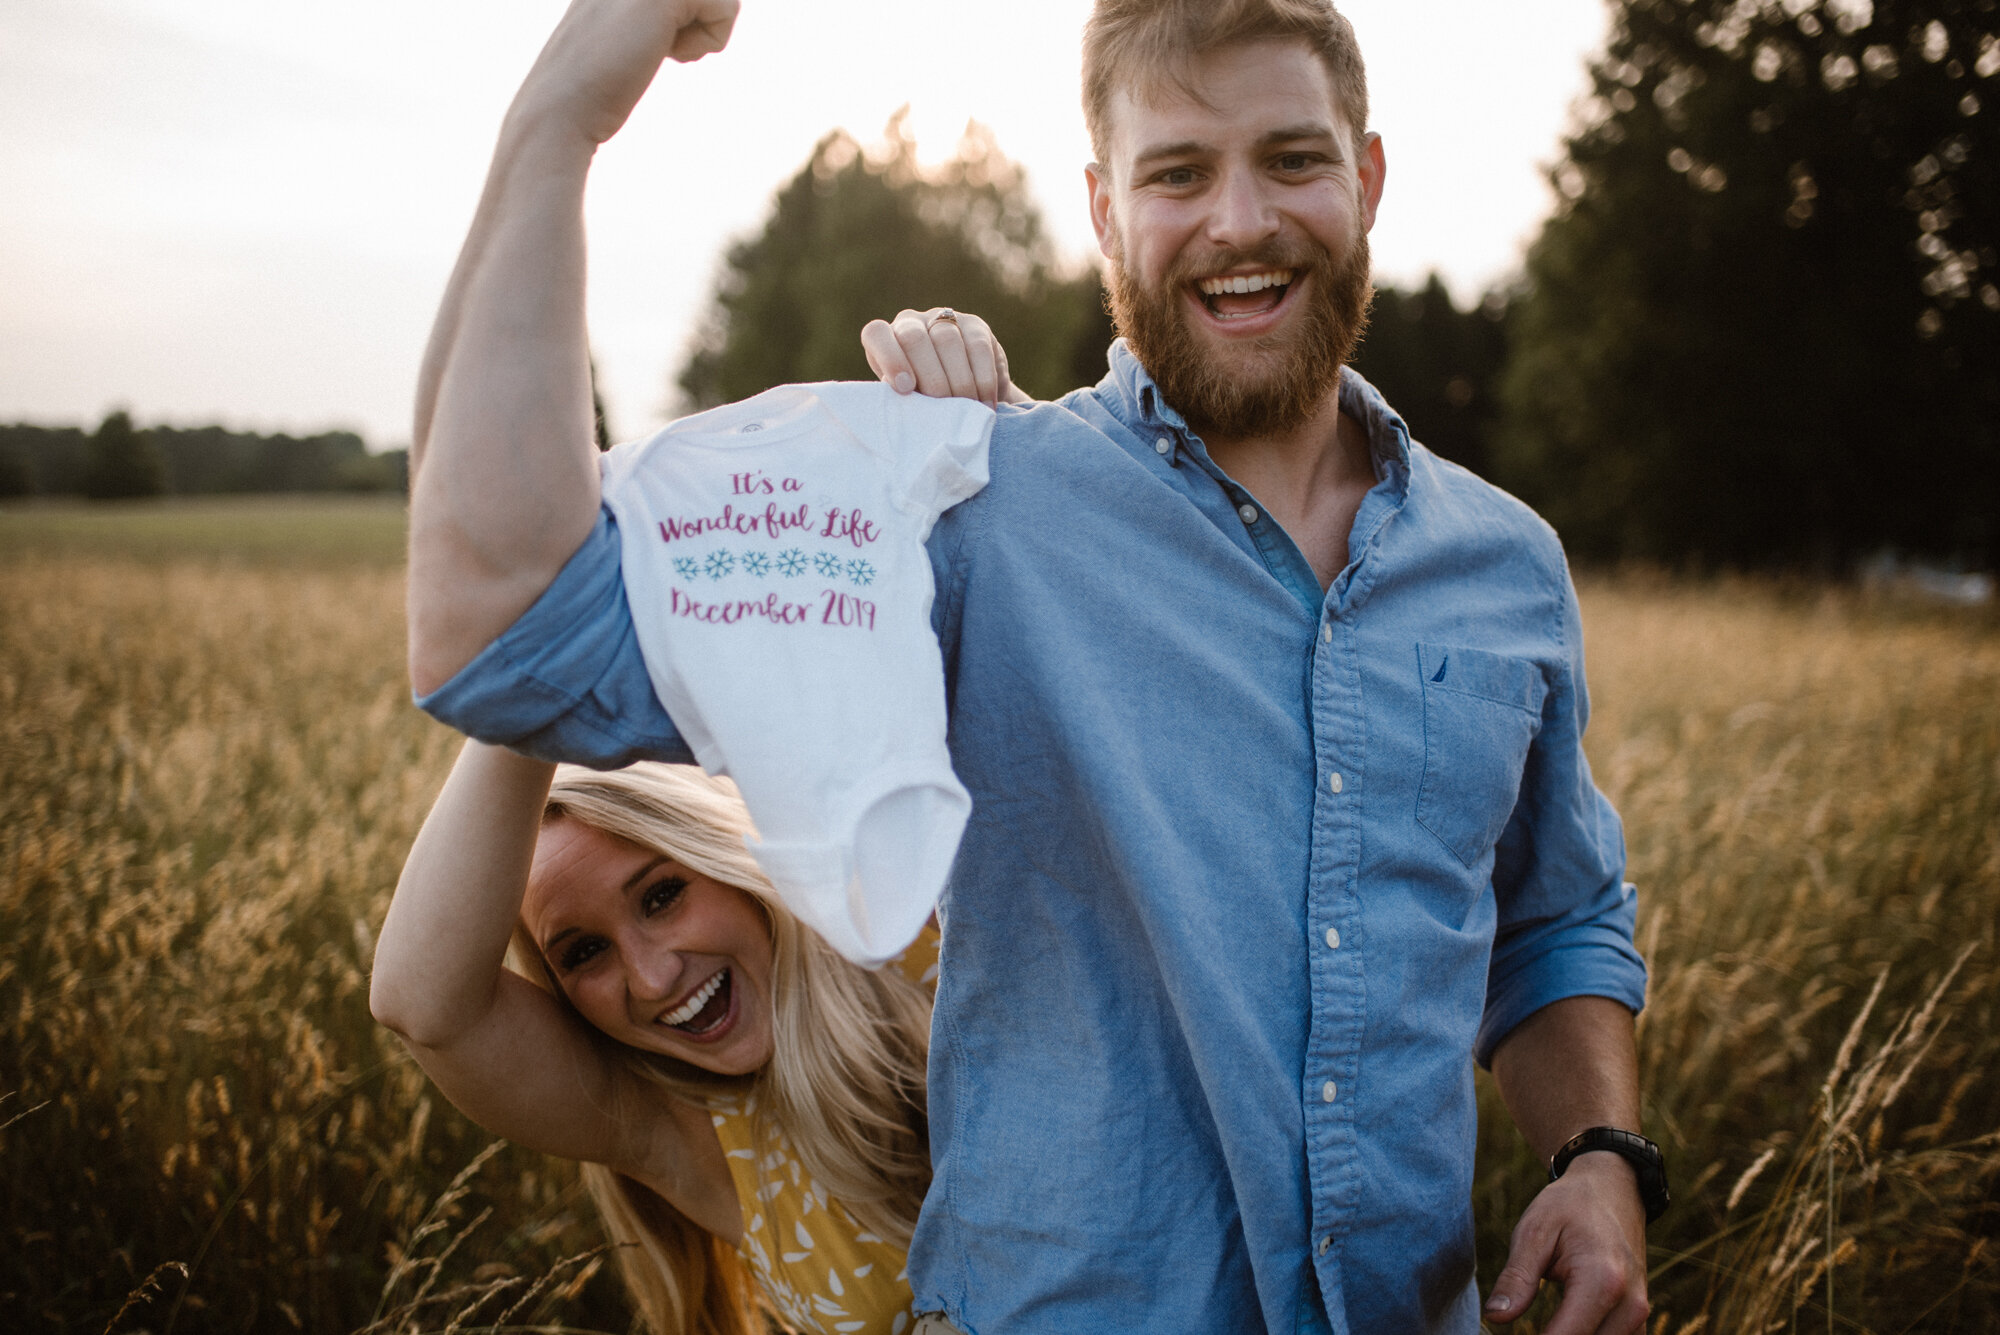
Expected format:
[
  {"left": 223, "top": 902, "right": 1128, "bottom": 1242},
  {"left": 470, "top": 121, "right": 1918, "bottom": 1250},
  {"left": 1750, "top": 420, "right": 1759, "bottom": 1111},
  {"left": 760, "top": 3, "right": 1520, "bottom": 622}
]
[
  {"left": 661, "top": 969, "right": 726, "bottom": 1028},
  {"left": 1197, "top": 269, "right": 1294, "bottom": 296}
]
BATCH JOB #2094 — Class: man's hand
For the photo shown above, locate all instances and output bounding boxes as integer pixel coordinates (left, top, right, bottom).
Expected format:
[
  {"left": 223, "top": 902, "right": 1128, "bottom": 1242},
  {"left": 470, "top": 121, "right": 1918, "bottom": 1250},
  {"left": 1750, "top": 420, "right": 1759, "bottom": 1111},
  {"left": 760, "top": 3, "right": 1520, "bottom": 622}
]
[
  {"left": 1484, "top": 1152, "right": 1648, "bottom": 1334},
  {"left": 512, "top": 0, "right": 740, "bottom": 146},
  {"left": 862, "top": 307, "right": 1030, "bottom": 408}
]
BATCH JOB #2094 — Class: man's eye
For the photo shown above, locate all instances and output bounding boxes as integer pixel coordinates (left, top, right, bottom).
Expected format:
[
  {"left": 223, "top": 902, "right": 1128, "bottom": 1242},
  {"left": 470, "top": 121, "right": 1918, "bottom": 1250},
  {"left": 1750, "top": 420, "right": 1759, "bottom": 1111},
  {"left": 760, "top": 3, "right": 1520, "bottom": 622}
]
[
  {"left": 1160, "top": 167, "right": 1197, "bottom": 187},
  {"left": 1275, "top": 154, "right": 1313, "bottom": 172},
  {"left": 560, "top": 937, "right": 606, "bottom": 971},
  {"left": 642, "top": 876, "right": 689, "bottom": 915}
]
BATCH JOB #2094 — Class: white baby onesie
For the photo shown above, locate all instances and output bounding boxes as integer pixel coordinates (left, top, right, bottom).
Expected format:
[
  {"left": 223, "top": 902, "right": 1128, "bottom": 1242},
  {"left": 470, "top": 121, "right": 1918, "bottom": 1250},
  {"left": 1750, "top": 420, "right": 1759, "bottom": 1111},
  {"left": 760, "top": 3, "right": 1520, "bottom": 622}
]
[{"left": 600, "top": 382, "right": 993, "bottom": 967}]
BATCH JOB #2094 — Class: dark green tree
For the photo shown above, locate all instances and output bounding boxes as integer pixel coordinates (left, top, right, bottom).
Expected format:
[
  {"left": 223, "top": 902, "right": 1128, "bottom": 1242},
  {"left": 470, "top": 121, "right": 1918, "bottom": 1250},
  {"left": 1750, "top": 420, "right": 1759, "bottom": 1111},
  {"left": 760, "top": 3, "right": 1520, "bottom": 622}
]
[
  {"left": 81, "top": 410, "right": 167, "bottom": 500},
  {"left": 677, "top": 114, "right": 1112, "bottom": 410},
  {"left": 1496, "top": 0, "right": 1998, "bottom": 567},
  {"left": 1350, "top": 275, "right": 1512, "bottom": 478},
  {"left": 0, "top": 425, "right": 88, "bottom": 495},
  {"left": 0, "top": 437, "right": 30, "bottom": 498}
]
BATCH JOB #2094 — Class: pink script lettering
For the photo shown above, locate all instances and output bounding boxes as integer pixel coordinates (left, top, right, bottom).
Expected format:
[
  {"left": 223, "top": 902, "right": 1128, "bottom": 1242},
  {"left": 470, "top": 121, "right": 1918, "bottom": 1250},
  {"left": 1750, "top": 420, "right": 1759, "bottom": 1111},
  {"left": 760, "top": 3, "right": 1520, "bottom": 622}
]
[
  {"left": 670, "top": 587, "right": 814, "bottom": 627},
  {"left": 819, "top": 506, "right": 880, "bottom": 549},
  {"left": 658, "top": 502, "right": 812, "bottom": 544}
]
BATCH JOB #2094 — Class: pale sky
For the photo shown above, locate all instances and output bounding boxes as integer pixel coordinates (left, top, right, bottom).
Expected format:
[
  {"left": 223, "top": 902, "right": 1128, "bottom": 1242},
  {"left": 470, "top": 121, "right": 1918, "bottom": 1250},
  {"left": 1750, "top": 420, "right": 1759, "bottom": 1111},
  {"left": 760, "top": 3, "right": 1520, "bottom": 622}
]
[{"left": 0, "top": 0, "right": 1611, "bottom": 448}]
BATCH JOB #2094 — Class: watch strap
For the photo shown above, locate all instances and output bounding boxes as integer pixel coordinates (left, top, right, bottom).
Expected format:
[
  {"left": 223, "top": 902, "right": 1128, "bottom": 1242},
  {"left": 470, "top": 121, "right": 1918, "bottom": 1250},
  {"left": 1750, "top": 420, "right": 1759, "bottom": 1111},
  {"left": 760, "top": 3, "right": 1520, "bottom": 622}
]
[{"left": 1549, "top": 1126, "right": 1670, "bottom": 1224}]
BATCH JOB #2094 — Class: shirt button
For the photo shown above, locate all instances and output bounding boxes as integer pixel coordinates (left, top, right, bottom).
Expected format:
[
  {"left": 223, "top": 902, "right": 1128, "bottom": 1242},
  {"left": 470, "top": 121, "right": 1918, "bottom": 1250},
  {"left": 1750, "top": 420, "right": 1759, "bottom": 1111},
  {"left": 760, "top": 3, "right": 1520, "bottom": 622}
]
[
  {"left": 1318, "top": 1235, "right": 1332, "bottom": 1256},
  {"left": 1328, "top": 771, "right": 1343, "bottom": 793},
  {"left": 1322, "top": 623, "right": 1332, "bottom": 643},
  {"left": 1325, "top": 927, "right": 1341, "bottom": 949},
  {"left": 1322, "top": 1080, "right": 1337, "bottom": 1103},
  {"left": 1155, "top": 437, "right": 1172, "bottom": 455},
  {"left": 1237, "top": 503, "right": 1259, "bottom": 524}
]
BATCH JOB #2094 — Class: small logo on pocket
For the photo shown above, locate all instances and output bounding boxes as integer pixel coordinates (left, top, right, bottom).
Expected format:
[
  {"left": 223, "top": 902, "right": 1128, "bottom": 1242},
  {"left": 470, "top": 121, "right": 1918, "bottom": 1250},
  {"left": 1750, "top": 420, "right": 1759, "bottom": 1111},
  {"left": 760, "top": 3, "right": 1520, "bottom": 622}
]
[{"left": 1431, "top": 654, "right": 1449, "bottom": 683}]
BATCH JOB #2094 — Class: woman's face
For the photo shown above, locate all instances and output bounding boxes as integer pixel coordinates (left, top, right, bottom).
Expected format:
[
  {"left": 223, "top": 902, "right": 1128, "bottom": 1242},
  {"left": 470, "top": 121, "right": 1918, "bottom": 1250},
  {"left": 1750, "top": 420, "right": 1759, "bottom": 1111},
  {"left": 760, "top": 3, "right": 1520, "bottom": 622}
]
[{"left": 522, "top": 817, "right": 776, "bottom": 1075}]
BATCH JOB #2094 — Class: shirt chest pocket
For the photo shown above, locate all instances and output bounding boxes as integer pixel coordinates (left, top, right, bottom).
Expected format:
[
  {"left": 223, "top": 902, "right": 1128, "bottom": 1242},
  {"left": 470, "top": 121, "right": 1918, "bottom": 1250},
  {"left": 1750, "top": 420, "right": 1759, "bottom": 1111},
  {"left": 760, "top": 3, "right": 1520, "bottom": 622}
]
[{"left": 1415, "top": 642, "right": 1548, "bottom": 869}]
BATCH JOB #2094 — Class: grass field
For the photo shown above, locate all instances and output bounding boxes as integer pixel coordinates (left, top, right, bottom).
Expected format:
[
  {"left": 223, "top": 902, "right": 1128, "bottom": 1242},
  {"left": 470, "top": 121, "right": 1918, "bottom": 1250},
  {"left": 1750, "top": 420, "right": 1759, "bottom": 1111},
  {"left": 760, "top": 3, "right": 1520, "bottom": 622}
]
[{"left": 2, "top": 500, "right": 1995, "bottom": 1334}]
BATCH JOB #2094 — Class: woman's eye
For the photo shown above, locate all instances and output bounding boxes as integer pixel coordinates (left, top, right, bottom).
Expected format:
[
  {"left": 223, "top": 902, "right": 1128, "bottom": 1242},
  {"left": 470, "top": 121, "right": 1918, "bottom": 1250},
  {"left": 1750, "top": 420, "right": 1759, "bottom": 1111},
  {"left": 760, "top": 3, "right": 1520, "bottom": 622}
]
[
  {"left": 642, "top": 876, "right": 689, "bottom": 915},
  {"left": 559, "top": 937, "right": 606, "bottom": 971}
]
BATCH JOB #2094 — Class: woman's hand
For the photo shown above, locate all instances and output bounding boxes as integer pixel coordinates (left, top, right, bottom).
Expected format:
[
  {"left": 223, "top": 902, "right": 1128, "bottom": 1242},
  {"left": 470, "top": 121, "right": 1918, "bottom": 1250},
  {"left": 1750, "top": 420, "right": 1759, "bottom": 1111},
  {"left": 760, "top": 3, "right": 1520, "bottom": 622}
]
[{"left": 862, "top": 308, "right": 1032, "bottom": 407}]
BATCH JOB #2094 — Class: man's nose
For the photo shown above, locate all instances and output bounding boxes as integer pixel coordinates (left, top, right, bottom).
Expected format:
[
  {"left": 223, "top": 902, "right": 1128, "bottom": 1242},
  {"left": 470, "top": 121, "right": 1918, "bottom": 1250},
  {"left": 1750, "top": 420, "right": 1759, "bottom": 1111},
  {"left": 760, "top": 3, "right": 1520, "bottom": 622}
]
[{"left": 1205, "top": 165, "right": 1280, "bottom": 251}]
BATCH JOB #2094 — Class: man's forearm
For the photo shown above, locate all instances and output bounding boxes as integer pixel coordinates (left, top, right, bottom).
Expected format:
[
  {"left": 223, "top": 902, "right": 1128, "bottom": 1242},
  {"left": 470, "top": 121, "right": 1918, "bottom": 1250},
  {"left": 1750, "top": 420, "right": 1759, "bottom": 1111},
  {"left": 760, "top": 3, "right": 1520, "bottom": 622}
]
[
  {"left": 1489, "top": 994, "right": 1640, "bottom": 1160},
  {"left": 407, "top": 114, "right": 603, "bottom": 696}
]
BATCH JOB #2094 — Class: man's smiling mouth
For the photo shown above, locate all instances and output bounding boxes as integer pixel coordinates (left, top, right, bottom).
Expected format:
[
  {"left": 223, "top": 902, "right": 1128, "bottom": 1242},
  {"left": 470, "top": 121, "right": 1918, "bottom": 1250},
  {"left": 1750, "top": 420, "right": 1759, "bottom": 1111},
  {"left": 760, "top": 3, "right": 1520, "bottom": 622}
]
[
  {"left": 659, "top": 967, "right": 732, "bottom": 1033},
  {"left": 1195, "top": 268, "right": 1296, "bottom": 319}
]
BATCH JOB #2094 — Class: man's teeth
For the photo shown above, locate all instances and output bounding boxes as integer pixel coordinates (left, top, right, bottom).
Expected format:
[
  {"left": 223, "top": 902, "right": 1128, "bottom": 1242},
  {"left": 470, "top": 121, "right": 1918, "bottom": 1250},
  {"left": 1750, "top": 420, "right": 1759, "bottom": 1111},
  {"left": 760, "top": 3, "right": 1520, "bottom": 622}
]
[
  {"left": 1196, "top": 269, "right": 1294, "bottom": 296},
  {"left": 661, "top": 970, "right": 725, "bottom": 1027}
]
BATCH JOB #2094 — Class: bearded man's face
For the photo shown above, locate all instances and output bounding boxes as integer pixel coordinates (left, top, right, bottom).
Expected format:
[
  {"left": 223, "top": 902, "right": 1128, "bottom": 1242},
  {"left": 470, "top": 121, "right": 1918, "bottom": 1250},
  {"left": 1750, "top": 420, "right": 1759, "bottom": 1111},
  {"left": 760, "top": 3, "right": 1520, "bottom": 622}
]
[
  {"left": 1104, "top": 225, "right": 1373, "bottom": 439},
  {"left": 1086, "top": 38, "right": 1384, "bottom": 440}
]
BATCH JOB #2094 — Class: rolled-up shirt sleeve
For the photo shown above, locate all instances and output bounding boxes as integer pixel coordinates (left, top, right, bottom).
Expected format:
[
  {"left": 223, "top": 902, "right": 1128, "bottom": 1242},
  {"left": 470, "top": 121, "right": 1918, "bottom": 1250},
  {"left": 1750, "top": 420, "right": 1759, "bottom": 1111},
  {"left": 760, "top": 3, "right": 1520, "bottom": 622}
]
[
  {"left": 1475, "top": 562, "right": 1648, "bottom": 1066},
  {"left": 414, "top": 507, "right": 692, "bottom": 769}
]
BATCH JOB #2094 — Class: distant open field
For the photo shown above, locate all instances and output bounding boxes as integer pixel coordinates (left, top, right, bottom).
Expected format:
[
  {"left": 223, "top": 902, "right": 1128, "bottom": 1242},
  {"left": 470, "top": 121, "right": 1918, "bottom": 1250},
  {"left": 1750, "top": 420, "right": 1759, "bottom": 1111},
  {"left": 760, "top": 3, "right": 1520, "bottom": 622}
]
[
  {"left": 3, "top": 500, "right": 1995, "bottom": 1333},
  {"left": 0, "top": 495, "right": 408, "bottom": 568}
]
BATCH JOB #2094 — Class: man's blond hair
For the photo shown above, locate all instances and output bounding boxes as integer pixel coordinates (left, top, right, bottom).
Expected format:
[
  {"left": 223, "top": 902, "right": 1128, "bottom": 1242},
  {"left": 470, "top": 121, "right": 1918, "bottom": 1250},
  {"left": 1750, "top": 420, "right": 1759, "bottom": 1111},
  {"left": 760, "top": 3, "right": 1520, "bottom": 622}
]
[{"left": 1081, "top": 0, "right": 1370, "bottom": 168}]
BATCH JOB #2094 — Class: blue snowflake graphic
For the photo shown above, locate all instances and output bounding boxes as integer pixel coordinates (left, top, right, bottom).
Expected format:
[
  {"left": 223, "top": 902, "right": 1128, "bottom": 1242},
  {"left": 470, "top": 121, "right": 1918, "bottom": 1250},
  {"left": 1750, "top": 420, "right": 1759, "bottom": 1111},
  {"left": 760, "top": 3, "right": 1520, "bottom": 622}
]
[
  {"left": 704, "top": 549, "right": 736, "bottom": 579},
  {"left": 846, "top": 558, "right": 876, "bottom": 587},
  {"left": 741, "top": 551, "right": 771, "bottom": 577},
  {"left": 672, "top": 556, "right": 701, "bottom": 582},
  {"left": 775, "top": 548, "right": 807, "bottom": 577},
  {"left": 813, "top": 552, "right": 844, "bottom": 578}
]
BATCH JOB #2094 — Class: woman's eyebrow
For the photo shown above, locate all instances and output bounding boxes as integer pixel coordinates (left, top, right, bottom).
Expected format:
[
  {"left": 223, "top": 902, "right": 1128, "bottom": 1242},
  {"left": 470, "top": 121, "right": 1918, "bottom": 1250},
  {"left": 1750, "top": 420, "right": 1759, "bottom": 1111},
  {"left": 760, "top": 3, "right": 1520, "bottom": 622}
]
[
  {"left": 540, "top": 856, "right": 675, "bottom": 953},
  {"left": 623, "top": 856, "right": 670, "bottom": 892}
]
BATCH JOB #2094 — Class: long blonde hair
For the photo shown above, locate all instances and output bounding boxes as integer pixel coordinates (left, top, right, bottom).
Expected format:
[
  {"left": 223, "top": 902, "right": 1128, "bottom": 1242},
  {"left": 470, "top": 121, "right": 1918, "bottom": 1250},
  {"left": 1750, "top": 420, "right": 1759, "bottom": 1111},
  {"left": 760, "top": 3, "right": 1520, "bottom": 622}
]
[{"left": 507, "top": 763, "right": 933, "bottom": 1335}]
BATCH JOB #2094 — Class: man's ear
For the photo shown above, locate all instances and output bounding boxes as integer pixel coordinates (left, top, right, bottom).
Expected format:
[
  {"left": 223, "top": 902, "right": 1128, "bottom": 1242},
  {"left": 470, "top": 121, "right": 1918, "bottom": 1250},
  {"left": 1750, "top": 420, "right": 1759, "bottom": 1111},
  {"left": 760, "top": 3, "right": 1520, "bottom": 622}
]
[
  {"left": 1358, "top": 131, "right": 1387, "bottom": 234},
  {"left": 1086, "top": 162, "right": 1118, "bottom": 261}
]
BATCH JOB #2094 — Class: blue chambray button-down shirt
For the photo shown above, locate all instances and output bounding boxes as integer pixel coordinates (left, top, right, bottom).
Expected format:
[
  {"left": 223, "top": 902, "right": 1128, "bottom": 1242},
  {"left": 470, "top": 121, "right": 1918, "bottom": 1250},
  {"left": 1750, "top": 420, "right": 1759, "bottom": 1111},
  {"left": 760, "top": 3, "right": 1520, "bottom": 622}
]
[{"left": 419, "top": 342, "right": 1648, "bottom": 1334}]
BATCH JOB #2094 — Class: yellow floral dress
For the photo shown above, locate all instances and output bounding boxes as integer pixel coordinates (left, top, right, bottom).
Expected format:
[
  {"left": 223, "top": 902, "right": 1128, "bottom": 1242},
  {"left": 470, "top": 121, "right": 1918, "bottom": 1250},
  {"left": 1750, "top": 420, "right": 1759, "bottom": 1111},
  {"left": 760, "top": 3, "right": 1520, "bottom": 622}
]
[{"left": 709, "top": 927, "right": 939, "bottom": 1335}]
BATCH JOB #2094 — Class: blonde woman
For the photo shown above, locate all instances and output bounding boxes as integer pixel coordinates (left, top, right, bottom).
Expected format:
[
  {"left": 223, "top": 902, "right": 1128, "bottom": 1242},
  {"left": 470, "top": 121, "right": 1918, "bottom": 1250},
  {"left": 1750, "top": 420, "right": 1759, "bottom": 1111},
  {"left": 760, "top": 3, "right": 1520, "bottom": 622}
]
[{"left": 370, "top": 741, "right": 936, "bottom": 1335}]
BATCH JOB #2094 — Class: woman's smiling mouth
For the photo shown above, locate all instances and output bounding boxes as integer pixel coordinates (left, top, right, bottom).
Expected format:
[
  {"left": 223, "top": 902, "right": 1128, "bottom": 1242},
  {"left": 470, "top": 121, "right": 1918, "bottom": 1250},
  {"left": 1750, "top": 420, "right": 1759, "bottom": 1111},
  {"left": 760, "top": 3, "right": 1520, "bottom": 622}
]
[{"left": 659, "top": 967, "right": 734, "bottom": 1035}]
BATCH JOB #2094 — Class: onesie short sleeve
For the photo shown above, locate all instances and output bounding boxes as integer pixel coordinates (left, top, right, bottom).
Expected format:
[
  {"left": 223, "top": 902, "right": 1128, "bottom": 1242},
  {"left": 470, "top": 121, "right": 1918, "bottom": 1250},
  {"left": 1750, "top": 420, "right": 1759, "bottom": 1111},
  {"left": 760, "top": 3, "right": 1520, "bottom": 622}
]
[
  {"left": 811, "top": 382, "right": 993, "bottom": 523},
  {"left": 600, "top": 383, "right": 994, "bottom": 967}
]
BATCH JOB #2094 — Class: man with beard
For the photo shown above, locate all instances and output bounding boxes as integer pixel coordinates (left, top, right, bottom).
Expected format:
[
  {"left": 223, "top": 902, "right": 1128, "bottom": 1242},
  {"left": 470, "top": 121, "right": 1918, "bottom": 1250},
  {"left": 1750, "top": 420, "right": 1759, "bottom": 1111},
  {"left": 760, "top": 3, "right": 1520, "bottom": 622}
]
[{"left": 405, "top": 0, "right": 1661, "bottom": 1331}]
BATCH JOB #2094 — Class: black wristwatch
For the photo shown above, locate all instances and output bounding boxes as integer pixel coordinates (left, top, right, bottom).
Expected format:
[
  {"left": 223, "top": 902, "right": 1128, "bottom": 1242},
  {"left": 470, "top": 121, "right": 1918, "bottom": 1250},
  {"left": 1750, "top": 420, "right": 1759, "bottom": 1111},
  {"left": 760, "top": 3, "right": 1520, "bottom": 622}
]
[{"left": 1549, "top": 1127, "right": 1670, "bottom": 1225}]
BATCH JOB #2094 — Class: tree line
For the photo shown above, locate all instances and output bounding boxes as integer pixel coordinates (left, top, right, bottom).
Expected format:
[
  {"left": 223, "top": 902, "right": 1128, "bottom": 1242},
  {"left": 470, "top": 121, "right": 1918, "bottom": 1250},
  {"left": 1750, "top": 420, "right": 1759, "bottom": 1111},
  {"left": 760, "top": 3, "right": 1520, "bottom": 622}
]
[
  {"left": 15, "top": 0, "right": 1991, "bottom": 570},
  {"left": 0, "top": 413, "right": 407, "bottom": 500}
]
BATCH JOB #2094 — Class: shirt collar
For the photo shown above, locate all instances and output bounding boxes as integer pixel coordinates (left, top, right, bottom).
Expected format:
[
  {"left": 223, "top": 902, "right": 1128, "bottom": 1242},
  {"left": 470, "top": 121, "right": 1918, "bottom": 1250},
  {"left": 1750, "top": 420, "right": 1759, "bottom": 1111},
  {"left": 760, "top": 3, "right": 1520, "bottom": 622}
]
[{"left": 1103, "top": 338, "right": 1413, "bottom": 475}]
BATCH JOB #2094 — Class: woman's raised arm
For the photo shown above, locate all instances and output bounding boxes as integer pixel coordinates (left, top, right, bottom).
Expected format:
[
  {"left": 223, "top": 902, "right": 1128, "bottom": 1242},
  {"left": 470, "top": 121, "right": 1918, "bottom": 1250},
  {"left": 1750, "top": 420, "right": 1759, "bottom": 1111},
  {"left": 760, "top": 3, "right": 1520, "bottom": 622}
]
[
  {"left": 371, "top": 741, "right": 553, "bottom": 1047},
  {"left": 369, "top": 744, "right": 715, "bottom": 1212}
]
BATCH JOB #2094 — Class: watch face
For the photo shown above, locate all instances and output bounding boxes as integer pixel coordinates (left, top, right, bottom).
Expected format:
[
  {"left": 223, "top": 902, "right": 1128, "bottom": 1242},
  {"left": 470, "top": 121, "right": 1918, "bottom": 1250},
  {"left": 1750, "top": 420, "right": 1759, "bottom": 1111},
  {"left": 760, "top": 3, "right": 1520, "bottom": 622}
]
[{"left": 1553, "top": 1128, "right": 1670, "bottom": 1224}]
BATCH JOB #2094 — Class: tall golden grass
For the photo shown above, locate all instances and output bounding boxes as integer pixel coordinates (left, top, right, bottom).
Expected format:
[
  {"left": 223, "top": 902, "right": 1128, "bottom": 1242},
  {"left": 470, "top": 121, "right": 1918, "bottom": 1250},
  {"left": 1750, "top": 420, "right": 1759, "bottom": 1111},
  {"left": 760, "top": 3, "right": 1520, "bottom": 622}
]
[
  {"left": 1475, "top": 577, "right": 2000, "bottom": 1332},
  {"left": 0, "top": 514, "right": 622, "bottom": 1333},
  {"left": 2, "top": 505, "right": 1995, "bottom": 1333}
]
